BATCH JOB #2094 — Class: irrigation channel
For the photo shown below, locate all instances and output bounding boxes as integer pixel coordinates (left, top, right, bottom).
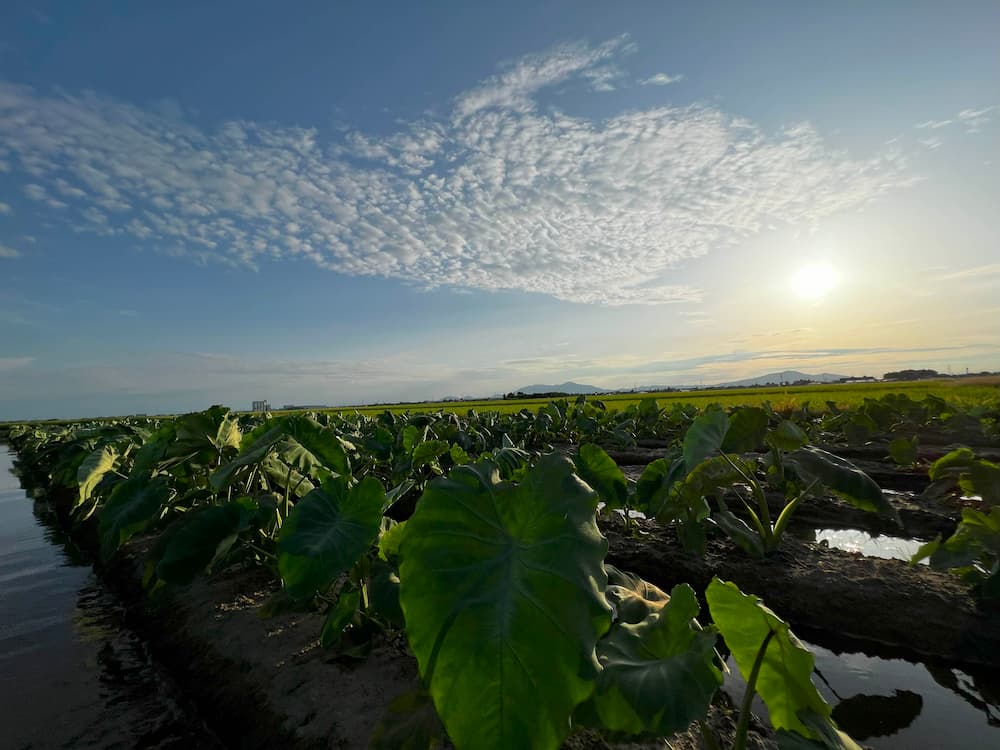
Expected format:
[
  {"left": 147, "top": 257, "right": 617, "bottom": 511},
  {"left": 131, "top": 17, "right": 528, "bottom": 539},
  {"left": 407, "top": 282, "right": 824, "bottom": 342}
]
[
  {"left": 2, "top": 444, "right": 999, "bottom": 749},
  {"left": 0, "top": 447, "right": 222, "bottom": 749}
]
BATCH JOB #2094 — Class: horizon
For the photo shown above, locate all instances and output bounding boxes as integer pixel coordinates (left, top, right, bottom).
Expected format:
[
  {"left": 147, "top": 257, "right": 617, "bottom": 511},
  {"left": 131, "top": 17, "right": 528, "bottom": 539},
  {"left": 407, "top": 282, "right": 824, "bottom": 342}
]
[{"left": 2, "top": 2, "right": 999, "bottom": 421}]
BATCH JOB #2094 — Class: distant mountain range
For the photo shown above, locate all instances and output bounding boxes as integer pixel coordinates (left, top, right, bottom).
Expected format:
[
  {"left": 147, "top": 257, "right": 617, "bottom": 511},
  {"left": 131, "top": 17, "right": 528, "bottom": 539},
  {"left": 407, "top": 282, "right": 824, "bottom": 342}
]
[
  {"left": 716, "top": 371, "right": 849, "bottom": 387},
  {"left": 515, "top": 381, "right": 606, "bottom": 395},
  {"left": 513, "top": 372, "right": 849, "bottom": 395}
]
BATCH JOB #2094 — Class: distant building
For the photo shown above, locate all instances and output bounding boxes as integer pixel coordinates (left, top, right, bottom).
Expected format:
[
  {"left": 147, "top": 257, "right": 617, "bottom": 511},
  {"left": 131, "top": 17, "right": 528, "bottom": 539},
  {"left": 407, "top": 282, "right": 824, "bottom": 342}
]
[{"left": 252, "top": 400, "right": 271, "bottom": 412}]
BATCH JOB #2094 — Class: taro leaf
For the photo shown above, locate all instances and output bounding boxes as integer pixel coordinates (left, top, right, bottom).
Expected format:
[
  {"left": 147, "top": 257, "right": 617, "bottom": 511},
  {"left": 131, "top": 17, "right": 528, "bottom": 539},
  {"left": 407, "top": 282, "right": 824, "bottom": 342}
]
[
  {"left": 412, "top": 440, "right": 449, "bottom": 468},
  {"left": 153, "top": 500, "right": 252, "bottom": 584},
  {"left": 76, "top": 444, "right": 119, "bottom": 510},
  {"left": 369, "top": 558, "right": 404, "bottom": 626},
  {"left": 402, "top": 425, "right": 421, "bottom": 453},
  {"left": 131, "top": 423, "right": 178, "bottom": 475},
  {"left": 368, "top": 689, "right": 445, "bottom": 750},
  {"left": 829, "top": 689, "right": 922, "bottom": 741},
  {"left": 711, "top": 510, "right": 765, "bottom": 558},
  {"left": 604, "top": 565, "right": 671, "bottom": 625},
  {"left": 722, "top": 407, "right": 769, "bottom": 454},
  {"left": 98, "top": 474, "right": 170, "bottom": 560},
  {"left": 575, "top": 444, "right": 628, "bottom": 509},
  {"left": 786, "top": 446, "right": 901, "bottom": 525},
  {"left": 684, "top": 407, "right": 730, "bottom": 472},
  {"left": 929, "top": 447, "right": 976, "bottom": 481},
  {"left": 321, "top": 589, "right": 361, "bottom": 648},
  {"left": 398, "top": 455, "right": 611, "bottom": 750},
  {"left": 212, "top": 416, "right": 350, "bottom": 491},
  {"left": 767, "top": 420, "right": 809, "bottom": 452},
  {"left": 277, "top": 476, "right": 385, "bottom": 599},
  {"left": 578, "top": 583, "right": 721, "bottom": 737},
  {"left": 173, "top": 406, "right": 241, "bottom": 456},
  {"left": 706, "top": 579, "right": 833, "bottom": 739},
  {"left": 888, "top": 436, "right": 919, "bottom": 467},
  {"left": 449, "top": 443, "right": 470, "bottom": 465},
  {"left": 968, "top": 460, "right": 1000, "bottom": 506},
  {"left": 775, "top": 709, "right": 864, "bottom": 750},
  {"left": 378, "top": 519, "right": 408, "bottom": 561},
  {"left": 634, "top": 457, "right": 686, "bottom": 516},
  {"left": 914, "top": 507, "right": 1000, "bottom": 586}
]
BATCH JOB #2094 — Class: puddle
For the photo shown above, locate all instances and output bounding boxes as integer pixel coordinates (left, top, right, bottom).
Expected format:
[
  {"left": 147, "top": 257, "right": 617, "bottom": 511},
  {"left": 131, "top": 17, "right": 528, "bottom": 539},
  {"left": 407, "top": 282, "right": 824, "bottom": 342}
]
[
  {"left": 812, "top": 528, "right": 928, "bottom": 563},
  {"left": 724, "top": 640, "right": 1000, "bottom": 748}
]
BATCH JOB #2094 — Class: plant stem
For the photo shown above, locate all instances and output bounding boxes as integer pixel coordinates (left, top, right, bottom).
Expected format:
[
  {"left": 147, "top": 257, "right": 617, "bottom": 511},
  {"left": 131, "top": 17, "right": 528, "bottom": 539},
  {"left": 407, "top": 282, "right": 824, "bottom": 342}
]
[{"left": 733, "top": 629, "right": 775, "bottom": 750}]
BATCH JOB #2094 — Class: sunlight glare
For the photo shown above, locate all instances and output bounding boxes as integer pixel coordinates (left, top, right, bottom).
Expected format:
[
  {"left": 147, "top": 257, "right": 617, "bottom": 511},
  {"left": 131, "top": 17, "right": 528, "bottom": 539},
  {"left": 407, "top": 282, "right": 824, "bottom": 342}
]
[{"left": 790, "top": 262, "right": 839, "bottom": 301}]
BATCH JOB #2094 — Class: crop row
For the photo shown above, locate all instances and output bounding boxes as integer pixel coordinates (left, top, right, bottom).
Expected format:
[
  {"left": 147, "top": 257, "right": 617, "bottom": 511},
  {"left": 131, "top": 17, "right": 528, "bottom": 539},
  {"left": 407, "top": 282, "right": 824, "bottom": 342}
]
[{"left": 5, "top": 392, "right": 999, "bottom": 749}]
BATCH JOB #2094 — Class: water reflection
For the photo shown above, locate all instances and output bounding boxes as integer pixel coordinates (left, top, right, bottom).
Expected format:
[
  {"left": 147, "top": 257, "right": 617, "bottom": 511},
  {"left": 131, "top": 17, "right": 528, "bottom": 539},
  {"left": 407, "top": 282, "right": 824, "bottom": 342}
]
[
  {"left": 724, "top": 638, "right": 1000, "bottom": 749},
  {"left": 0, "top": 450, "right": 222, "bottom": 750}
]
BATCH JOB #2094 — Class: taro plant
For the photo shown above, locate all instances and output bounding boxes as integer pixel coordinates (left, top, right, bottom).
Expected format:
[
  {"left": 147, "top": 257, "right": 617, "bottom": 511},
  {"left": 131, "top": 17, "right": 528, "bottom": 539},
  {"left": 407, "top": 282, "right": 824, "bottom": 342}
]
[
  {"left": 394, "top": 453, "right": 858, "bottom": 750},
  {"left": 911, "top": 448, "right": 1000, "bottom": 598},
  {"left": 637, "top": 405, "right": 901, "bottom": 556}
]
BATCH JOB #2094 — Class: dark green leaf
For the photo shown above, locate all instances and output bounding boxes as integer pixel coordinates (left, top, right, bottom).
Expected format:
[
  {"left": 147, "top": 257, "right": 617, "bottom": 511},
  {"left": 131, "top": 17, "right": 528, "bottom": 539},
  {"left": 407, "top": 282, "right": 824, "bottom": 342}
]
[
  {"left": 277, "top": 476, "right": 385, "bottom": 598},
  {"left": 786, "top": 446, "right": 900, "bottom": 525},
  {"left": 684, "top": 408, "right": 730, "bottom": 472},
  {"left": 321, "top": 589, "right": 361, "bottom": 649},
  {"left": 767, "top": 421, "right": 808, "bottom": 452},
  {"left": 722, "top": 407, "right": 769, "bottom": 454},
  {"left": 153, "top": 502, "right": 251, "bottom": 584},
  {"left": 575, "top": 444, "right": 628, "bottom": 509},
  {"left": 888, "top": 436, "right": 918, "bottom": 467},
  {"left": 98, "top": 475, "right": 170, "bottom": 560},
  {"left": 579, "top": 583, "right": 721, "bottom": 737}
]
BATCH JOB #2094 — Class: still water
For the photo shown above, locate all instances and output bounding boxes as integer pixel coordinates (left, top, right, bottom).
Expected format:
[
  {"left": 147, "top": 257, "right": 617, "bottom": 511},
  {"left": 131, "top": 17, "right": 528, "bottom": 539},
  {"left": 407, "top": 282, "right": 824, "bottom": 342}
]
[{"left": 0, "top": 448, "right": 222, "bottom": 750}]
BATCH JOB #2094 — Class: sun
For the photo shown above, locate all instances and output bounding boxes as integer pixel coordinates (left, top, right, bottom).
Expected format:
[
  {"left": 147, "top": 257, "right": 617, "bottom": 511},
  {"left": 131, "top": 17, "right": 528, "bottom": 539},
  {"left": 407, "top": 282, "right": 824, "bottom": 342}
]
[{"left": 789, "top": 262, "right": 839, "bottom": 301}]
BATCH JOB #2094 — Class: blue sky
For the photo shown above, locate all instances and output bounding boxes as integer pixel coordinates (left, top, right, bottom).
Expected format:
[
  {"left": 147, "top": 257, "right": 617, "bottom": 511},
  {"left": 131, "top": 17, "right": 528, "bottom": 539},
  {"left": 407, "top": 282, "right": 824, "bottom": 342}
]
[{"left": 1, "top": 1, "right": 998, "bottom": 419}]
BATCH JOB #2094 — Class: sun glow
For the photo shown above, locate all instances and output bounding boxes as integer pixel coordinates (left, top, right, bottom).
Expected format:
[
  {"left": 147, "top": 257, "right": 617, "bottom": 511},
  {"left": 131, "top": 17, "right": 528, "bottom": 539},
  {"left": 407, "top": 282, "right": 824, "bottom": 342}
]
[{"left": 790, "top": 262, "right": 839, "bottom": 301}]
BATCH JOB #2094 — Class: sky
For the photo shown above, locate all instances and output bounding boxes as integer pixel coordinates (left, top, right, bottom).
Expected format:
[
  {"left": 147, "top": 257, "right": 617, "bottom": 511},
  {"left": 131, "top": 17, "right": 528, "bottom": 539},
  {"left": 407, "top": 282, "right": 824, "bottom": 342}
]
[{"left": 1, "top": 1, "right": 998, "bottom": 420}]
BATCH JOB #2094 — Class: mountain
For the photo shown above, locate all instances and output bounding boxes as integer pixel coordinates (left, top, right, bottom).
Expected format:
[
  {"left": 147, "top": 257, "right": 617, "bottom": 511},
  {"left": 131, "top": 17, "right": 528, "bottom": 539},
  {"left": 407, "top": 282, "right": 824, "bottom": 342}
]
[
  {"left": 718, "top": 371, "right": 849, "bottom": 387},
  {"left": 515, "top": 381, "right": 607, "bottom": 395}
]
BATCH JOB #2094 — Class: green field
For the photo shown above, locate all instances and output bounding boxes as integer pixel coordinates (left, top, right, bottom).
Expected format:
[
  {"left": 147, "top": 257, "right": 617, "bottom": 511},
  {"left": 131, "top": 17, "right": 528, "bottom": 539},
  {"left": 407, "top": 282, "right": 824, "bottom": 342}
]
[{"left": 295, "top": 377, "right": 1000, "bottom": 418}]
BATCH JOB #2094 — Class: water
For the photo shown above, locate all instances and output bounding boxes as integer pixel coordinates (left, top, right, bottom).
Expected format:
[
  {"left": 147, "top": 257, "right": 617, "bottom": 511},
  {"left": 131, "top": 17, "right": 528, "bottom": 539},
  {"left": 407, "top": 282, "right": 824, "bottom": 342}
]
[
  {"left": 813, "top": 528, "right": 928, "bottom": 563},
  {"left": 0, "top": 448, "right": 222, "bottom": 750}
]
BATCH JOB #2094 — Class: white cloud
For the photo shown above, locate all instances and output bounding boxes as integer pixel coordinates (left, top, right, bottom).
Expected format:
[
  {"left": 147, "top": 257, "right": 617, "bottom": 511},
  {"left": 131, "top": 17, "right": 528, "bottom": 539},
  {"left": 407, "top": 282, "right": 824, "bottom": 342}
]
[
  {"left": 956, "top": 105, "right": 998, "bottom": 133},
  {"left": 0, "top": 39, "right": 910, "bottom": 305},
  {"left": 0, "top": 202, "right": 10, "bottom": 214},
  {"left": 915, "top": 119, "right": 952, "bottom": 129},
  {"left": 0, "top": 244, "right": 22, "bottom": 258},
  {"left": 24, "top": 183, "right": 47, "bottom": 200},
  {"left": 640, "top": 73, "right": 684, "bottom": 86},
  {"left": 0, "top": 356, "right": 33, "bottom": 370}
]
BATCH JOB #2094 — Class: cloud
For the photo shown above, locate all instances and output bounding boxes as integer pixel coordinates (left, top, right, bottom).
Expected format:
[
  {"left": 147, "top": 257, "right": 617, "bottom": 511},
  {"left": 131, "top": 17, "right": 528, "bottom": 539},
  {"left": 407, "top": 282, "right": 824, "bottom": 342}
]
[
  {"left": 640, "top": 73, "right": 684, "bottom": 86},
  {"left": 0, "top": 202, "right": 10, "bottom": 214},
  {"left": 0, "top": 39, "right": 909, "bottom": 305},
  {"left": 915, "top": 119, "right": 952, "bottom": 129},
  {"left": 0, "top": 356, "right": 33, "bottom": 370},
  {"left": 0, "top": 244, "right": 22, "bottom": 258},
  {"left": 915, "top": 105, "right": 997, "bottom": 134},
  {"left": 941, "top": 262, "right": 1000, "bottom": 281}
]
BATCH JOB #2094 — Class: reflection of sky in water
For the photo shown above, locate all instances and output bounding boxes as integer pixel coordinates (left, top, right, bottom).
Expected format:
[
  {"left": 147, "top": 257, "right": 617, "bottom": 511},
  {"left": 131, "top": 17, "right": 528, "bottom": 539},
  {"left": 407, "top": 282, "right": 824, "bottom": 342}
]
[
  {"left": 724, "top": 640, "right": 1000, "bottom": 749},
  {"left": 815, "top": 528, "right": 928, "bottom": 564}
]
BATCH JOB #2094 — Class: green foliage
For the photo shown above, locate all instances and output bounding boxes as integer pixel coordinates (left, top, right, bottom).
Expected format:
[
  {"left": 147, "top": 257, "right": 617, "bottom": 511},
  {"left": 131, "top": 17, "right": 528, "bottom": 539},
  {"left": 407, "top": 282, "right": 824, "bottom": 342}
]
[
  {"left": 888, "top": 436, "right": 919, "bottom": 466},
  {"left": 398, "top": 456, "right": 611, "bottom": 750},
  {"left": 277, "top": 476, "right": 385, "bottom": 598},
  {"left": 578, "top": 580, "right": 721, "bottom": 737},
  {"left": 98, "top": 474, "right": 170, "bottom": 560},
  {"left": 575, "top": 443, "right": 628, "bottom": 509},
  {"left": 706, "top": 579, "right": 850, "bottom": 744}
]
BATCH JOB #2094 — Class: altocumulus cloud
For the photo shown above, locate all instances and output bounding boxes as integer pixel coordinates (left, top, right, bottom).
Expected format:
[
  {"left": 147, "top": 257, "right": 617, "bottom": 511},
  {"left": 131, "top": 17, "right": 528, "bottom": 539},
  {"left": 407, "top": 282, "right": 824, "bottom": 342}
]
[{"left": 0, "top": 38, "right": 910, "bottom": 305}]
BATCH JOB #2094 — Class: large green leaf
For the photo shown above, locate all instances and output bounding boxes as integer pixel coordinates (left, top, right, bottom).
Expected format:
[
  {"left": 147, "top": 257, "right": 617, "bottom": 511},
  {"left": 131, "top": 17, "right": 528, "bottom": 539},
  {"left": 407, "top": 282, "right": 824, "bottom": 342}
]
[
  {"left": 152, "top": 501, "right": 252, "bottom": 585},
  {"left": 76, "top": 444, "right": 119, "bottom": 510},
  {"left": 888, "top": 436, "right": 919, "bottom": 467},
  {"left": 212, "top": 415, "right": 351, "bottom": 491},
  {"left": 786, "top": 446, "right": 900, "bottom": 525},
  {"left": 277, "top": 476, "right": 385, "bottom": 598},
  {"left": 579, "top": 582, "right": 721, "bottom": 736},
  {"left": 398, "top": 455, "right": 612, "bottom": 750},
  {"left": 412, "top": 439, "right": 449, "bottom": 468},
  {"left": 98, "top": 475, "right": 170, "bottom": 560},
  {"left": 634, "top": 457, "right": 686, "bottom": 516},
  {"left": 575, "top": 444, "right": 628, "bottom": 509},
  {"left": 705, "top": 579, "right": 834, "bottom": 739},
  {"left": 722, "top": 407, "right": 769, "bottom": 454},
  {"left": 767, "top": 421, "right": 808, "bottom": 452},
  {"left": 684, "top": 408, "right": 729, "bottom": 472}
]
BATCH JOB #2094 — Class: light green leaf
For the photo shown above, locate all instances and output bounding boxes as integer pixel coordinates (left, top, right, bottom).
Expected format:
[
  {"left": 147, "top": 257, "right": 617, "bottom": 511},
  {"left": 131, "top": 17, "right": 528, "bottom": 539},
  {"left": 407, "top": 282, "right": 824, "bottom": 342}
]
[
  {"left": 706, "top": 579, "right": 833, "bottom": 738},
  {"left": 684, "top": 407, "right": 730, "bottom": 472},
  {"left": 398, "top": 455, "right": 611, "bottom": 750}
]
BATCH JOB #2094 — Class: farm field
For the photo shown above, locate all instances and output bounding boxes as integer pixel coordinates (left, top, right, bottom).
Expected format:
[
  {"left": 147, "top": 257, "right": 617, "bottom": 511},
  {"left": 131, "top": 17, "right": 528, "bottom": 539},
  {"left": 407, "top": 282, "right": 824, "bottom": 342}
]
[
  {"left": 4, "top": 384, "right": 1000, "bottom": 749},
  {"left": 289, "top": 376, "right": 1000, "bottom": 418}
]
